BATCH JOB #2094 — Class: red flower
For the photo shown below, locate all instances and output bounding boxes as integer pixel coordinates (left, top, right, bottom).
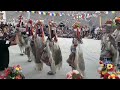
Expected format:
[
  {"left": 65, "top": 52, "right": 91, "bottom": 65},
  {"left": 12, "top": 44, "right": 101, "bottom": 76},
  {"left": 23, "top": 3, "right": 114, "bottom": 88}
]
[
  {"left": 99, "top": 61, "right": 103, "bottom": 64},
  {"left": 4, "top": 68, "right": 11, "bottom": 77},
  {"left": 115, "top": 76, "right": 120, "bottom": 79},
  {"left": 4, "top": 72, "right": 10, "bottom": 77},
  {"left": 17, "top": 65, "right": 20, "bottom": 68},
  {"left": 0, "top": 76, "right": 5, "bottom": 79},
  {"left": 103, "top": 73, "right": 110, "bottom": 79},
  {"left": 13, "top": 66, "right": 17, "bottom": 69},
  {"left": 109, "top": 68, "right": 115, "bottom": 72},
  {"left": 16, "top": 75, "right": 22, "bottom": 79},
  {"left": 77, "top": 76, "right": 82, "bottom": 79},
  {"left": 66, "top": 72, "right": 72, "bottom": 79}
]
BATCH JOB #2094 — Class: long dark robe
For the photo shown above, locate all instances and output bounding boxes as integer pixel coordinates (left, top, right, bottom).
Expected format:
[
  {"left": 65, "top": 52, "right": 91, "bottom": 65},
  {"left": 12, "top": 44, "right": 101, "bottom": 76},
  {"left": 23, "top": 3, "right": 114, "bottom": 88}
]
[{"left": 0, "top": 39, "right": 11, "bottom": 71}]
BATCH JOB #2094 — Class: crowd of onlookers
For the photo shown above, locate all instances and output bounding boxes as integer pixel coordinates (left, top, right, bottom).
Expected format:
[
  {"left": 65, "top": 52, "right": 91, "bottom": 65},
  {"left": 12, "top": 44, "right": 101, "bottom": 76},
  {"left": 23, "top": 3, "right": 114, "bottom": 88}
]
[
  {"left": 0, "top": 21, "right": 106, "bottom": 40},
  {"left": 56, "top": 24, "right": 103, "bottom": 40}
]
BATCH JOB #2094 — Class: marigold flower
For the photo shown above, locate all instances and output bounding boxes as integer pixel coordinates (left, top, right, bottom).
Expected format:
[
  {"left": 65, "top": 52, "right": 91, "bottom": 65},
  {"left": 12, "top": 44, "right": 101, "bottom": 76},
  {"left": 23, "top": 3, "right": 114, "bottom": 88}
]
[
  {"left": 107, "top": 64, "right": 113, "bottom": 70},
  {"left": 16, "top": 67, "right": 20, "bottom": 71},
  {"left": 108, "top": 74, "right": 116, "bottom": 79},
  {"left": 19, "top": 67, "right": 22, "bottom": 70}
]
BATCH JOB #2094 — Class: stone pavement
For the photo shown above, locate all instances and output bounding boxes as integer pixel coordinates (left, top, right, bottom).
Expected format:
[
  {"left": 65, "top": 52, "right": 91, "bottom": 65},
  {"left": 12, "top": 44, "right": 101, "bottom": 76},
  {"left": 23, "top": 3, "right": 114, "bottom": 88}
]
[{"left": 9, "top": 38, "right": 101, "bottom": 79}]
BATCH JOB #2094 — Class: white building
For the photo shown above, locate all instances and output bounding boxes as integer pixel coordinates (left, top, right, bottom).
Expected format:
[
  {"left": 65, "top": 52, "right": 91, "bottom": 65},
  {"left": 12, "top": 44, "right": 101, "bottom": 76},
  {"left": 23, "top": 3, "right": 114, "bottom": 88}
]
[{"left": 0, "top": 11, "right": 6, "bottom": 23}]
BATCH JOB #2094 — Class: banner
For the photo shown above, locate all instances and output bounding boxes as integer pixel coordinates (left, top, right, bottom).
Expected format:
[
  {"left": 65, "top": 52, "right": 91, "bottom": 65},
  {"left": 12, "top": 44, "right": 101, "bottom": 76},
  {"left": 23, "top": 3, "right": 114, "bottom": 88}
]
[{"left": 16, "top": 11, "right": 111, "bottom": 21}]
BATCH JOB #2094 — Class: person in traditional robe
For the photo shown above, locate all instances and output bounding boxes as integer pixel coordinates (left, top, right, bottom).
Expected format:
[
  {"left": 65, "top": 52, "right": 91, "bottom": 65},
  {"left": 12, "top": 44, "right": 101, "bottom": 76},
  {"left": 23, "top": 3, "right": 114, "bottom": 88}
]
[
  {"left": 40, "top": 20, "right": 62, "bottom": 75},
  {"left": 26, "top": 19, "right": 33, "bottom": 37},
  {"left": 67, "top": 21, "right": 85, "bottom": 78},
  {"left": 72, "top": 21, "right": 83, "bottom": 44},
  {"left": 30, "top": 20, "right": 45, "bottom": 70},
  {"left": 100, "top": 20, "right": 114, "bottom": 62},
  {"left": 111, "top": 17, "right": 120, "bottom": 68},
  {"left": 25, "top": 19, "right": 34, "bottom": 62},
  {"left": 48, "top": 20, "right": 58, "bottom": 42}
]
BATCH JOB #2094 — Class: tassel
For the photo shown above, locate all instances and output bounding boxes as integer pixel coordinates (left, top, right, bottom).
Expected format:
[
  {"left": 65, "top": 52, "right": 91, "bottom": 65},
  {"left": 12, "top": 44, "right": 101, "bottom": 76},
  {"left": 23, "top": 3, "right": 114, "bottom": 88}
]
[{"left": 41, "top": 25, "right": 45, "bottom": 44}]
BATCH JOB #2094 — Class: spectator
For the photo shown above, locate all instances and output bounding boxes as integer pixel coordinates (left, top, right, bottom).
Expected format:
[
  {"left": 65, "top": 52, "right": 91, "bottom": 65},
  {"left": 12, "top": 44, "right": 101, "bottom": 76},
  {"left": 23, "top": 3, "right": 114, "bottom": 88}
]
[
  {"left": 91, "top": 26, "right": 95, "bottom": 38},
  {"left": 0, "top": 26, "right": 17, "bottom": 71}
]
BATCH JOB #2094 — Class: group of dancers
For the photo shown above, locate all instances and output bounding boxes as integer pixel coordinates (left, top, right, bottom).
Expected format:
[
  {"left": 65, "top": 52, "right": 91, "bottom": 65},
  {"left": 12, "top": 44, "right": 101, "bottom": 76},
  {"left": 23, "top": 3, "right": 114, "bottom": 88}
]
[{"left": 2, "top": 15, "right": 120, "bottom": 79}]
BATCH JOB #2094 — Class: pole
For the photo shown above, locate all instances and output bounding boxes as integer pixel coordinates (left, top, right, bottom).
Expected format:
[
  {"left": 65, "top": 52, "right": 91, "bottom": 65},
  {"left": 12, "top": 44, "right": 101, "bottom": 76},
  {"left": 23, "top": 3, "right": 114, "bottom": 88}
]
[
  {"left": 99, "top": 15, "right": 102, "bottom": 27},
  {"left": 27, "top": 11, "right": 30, "bottom": 20},
  {"left": 99, "top": 14, "right": 103, "bottom": 32}
]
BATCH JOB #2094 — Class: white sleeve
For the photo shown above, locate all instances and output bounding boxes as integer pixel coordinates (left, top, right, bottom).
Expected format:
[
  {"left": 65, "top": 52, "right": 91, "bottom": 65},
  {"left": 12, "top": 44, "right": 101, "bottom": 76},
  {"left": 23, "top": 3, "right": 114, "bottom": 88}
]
[{"left": 6, "top": 40, "right": 10, "bottom": 44}]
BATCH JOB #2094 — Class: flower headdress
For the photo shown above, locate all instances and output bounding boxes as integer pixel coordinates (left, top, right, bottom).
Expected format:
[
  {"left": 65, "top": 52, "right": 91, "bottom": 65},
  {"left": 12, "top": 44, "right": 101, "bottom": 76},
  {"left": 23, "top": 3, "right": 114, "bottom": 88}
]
[{"left": 72, "top": 21, "right": 81, "bottom": 29}]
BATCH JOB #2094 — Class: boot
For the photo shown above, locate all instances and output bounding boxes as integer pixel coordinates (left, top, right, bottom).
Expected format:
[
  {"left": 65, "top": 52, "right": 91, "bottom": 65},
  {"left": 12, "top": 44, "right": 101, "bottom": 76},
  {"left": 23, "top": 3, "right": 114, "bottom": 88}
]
[
  {"left": 28, "top": 57, "right": 32, "bottom": 62},
  {"left": 47, "top": 71, "right": 56, "bottom": 75}
]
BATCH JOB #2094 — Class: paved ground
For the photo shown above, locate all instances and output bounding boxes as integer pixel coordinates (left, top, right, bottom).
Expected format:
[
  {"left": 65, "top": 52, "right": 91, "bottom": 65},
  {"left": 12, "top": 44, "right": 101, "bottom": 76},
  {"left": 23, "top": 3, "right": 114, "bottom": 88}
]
[{"left": 9, "top": 38, "right": 101, "bottom": 79}]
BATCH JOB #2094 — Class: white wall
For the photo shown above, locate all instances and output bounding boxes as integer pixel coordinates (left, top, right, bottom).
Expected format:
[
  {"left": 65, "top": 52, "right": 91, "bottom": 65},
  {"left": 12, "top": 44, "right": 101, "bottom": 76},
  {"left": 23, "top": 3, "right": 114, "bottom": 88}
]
[{"left": 0, "top": 11, "right": 6, "bottom": 23}]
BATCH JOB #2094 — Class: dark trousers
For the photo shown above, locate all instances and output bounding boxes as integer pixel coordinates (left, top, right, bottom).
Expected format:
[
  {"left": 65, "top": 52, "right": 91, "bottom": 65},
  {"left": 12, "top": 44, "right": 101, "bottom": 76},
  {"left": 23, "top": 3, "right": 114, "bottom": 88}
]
[{"left": 0, "top": 50, "right": 9, "bottom": 71}]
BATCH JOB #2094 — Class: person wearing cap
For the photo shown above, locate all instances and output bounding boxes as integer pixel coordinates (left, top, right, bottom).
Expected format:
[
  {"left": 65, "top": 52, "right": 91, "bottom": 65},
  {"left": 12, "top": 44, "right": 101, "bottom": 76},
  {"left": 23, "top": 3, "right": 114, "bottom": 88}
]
[
  {"left": 17, "top": 15, "right": 23, "bottom": 28},
  {"left": 40, "top": 20, "right": 62, "bottom": 75},
  {"left": 35, "top": 20, "right": 44, "bottom": 37},
  {"left": 25, "top": 19, "right": 34, "bottom": 62},
  {"left": 26, "top": 19, "right": 33, "bottom": 37},
  {"left": 72, "top": 21, "right": 83, "bottom": 44},
  {"left": 111, "top": 17, "right": 120, "bottom": 68},
  {"left": 100, "top": 20, "right": 117, "bottom": 65},
  {"left": 67, "top": 21, "right": 85, "bottom": 78},
  {"left": 30, "top": 20, "right": 46, "bottom": 71},
  {"left": 47, "top": 20, "right": 58, "bottom": 42},
  {"left": 112, "top": 17, "right": 120, "bottom": 40},
  {"left": 100, "top": 20, "right": 113, "bottom": 57}
]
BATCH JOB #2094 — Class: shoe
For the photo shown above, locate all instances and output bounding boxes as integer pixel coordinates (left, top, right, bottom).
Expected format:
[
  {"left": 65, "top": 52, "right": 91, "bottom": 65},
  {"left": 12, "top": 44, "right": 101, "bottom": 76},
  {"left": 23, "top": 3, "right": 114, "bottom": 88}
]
[
  {"left": 47, "top": 71, "right": 56, "bottom": 75},
  {"left": 20, "top": 53, "right": 24, "bottom": 56},
  {"left": 28, "top": 59, "right": 32, "bottom": 62}
]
